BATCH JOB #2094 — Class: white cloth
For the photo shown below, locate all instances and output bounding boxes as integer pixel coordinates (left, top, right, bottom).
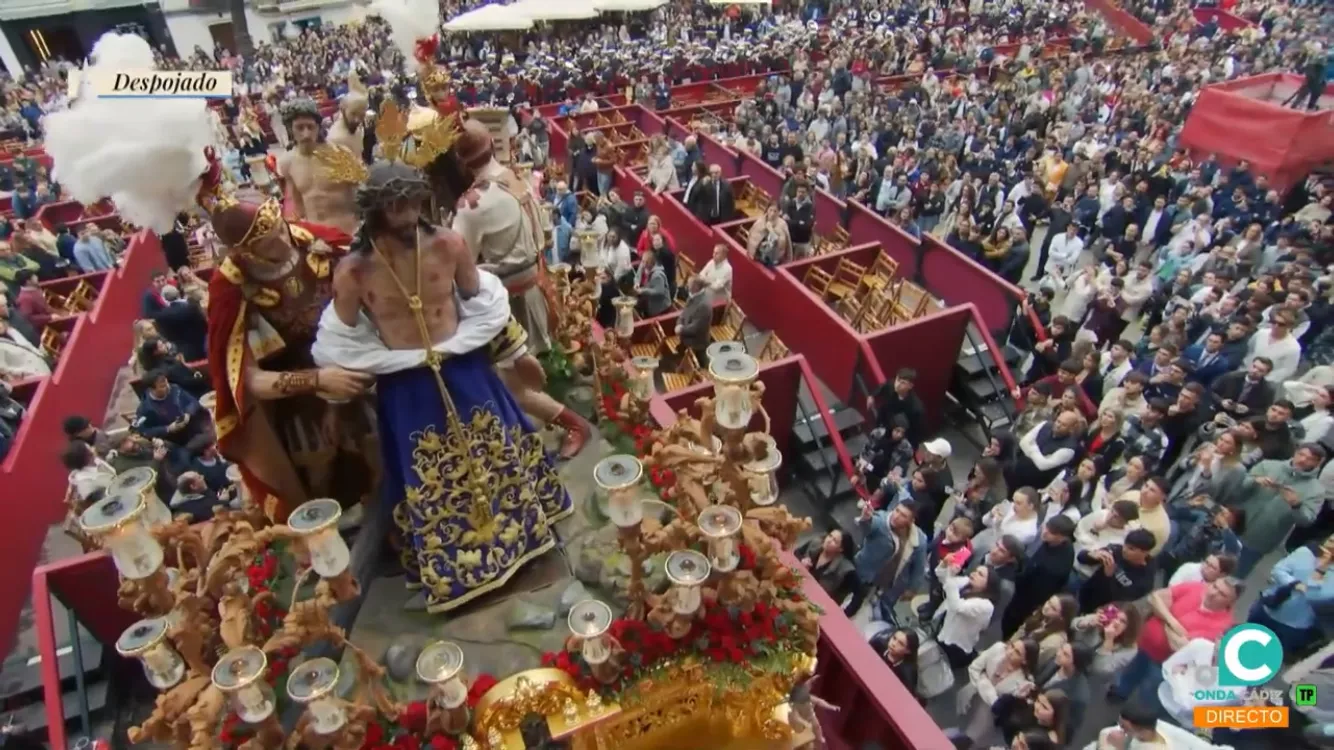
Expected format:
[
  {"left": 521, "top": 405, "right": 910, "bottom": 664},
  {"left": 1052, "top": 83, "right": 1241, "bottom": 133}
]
[
  {"left": 0, "top": 327, "right": 51, "bottom": 379},
  {"left": 1048, "top": 233, "right": 1085, "bottom": 272},
  {"left": 69, "top": 459, "right": 117, "bottom": 502},
  {"left": 1168, "top": 561, "right": 1204, "bottom": 587},
  {"left": 936, "top": 573, "right": 995, "bottom": 653},
  {"left": 311, "top": 271, "right": 512, "bottom": 374},
  {"left": 1159, "top": 638, "right": 1234, "bottom": 725},
  {"left": 1247, "top": 327, "right": 1302, "bottom": 383}
]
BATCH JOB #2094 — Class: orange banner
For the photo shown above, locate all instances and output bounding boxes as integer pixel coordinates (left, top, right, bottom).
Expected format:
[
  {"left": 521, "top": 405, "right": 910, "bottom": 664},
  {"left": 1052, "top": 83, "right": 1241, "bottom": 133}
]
[{"left": 1194, "top": 707, "right": 1289, "bottom": 729}]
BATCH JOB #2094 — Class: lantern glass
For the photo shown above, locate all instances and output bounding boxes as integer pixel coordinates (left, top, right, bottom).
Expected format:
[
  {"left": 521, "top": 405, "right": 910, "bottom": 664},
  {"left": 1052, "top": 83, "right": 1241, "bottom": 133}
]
[
  {"left": 233, "top": 682, "right": 277, "bottom": 724},
  {"left": 594, "top": 455, "right": 644, "bottom": 529},
  {"left": 582, "top": 636, "right": 611, "bottom": 665},
  {"left": 82, "top": 493, "right": 164, "bottom": 580},
  {"left": 288, "top": 499, "right": 350, "bottom": 577},
  {"left": 568, "top": 600, "right": 614, "bottom": 663},
  {"left": 117, "top": 618, "right": 184, "bottom": 690},
  {"left": 613, "top": 296, "right": 637, "bottom": 338},
  {"left": 308, "top": 696, "right": 348, "bottom": 734},
  {"left": 698, "top": 505, "right": 743, "bottom": 573},
  {"left": 664, "top": 550, "right": 710, "bottom": 615},
  {"left": 437, "top": 676, "right": 468, "bottom": 709},
  {"left": 709, "top": 354, "right": 759, "bottom": 430},
  {"left": 213, "top": 646, "right": 274, "bottom": 723},
  {"left": 743, "top": 437, "right": 783, "bottom": 508},
  {"left": 629, "top": 356, "right": 658, "bottom": 401}
]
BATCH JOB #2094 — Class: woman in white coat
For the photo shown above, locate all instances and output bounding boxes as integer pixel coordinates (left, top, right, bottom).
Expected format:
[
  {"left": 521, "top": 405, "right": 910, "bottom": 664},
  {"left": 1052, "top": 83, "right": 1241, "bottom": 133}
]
[{"left": 957, "top": 637, "right": 1040, "bottom": 746}]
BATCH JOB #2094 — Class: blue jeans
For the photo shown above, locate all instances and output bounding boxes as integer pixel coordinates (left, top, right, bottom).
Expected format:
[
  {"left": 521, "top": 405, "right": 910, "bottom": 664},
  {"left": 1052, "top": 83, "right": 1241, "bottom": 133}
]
[
  {"left": 596, "top": 171, "right": 613, "bottom": 196},
  {"left": 1111, "top": 650, "right": 1164, "bottom": 703}
]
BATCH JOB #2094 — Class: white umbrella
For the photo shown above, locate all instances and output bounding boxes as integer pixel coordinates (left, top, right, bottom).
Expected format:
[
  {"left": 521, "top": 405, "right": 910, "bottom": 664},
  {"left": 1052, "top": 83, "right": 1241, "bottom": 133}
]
[
  {"left": 589, "top": 0, "right": 667, "bottom": 11},
  {"left": 443, "top": 4, "right": 534, "bottom": 31},
  {"left": 511, "top": 0, "right": 601, "bottom": 20}
]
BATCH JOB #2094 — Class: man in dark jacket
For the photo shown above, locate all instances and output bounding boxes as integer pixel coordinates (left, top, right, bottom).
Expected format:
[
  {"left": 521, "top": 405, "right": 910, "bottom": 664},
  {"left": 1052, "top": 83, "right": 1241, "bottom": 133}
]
[
  {"left": 868, "top": 367, "right": 926, "bottom": 443},
  {"left": 676, "top": 277, "right": 712, "bottom": 364},
  {"left": 783, "top": 184, "right": 815, "bottom": 257},
  {"left": 1002, "top": 516, "right": 1076, "bottom": 637},
  {"left": 1076, "top": 530, "right": 1157, "bottom": 612},
  {"left": 151, "top": 285, "right": 209, "bottom": 362}
]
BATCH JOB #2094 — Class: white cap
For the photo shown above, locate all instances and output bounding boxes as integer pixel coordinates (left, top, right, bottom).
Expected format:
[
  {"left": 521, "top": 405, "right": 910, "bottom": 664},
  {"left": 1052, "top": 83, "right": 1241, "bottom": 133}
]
[{"left": 922, "top": 438, "right": 952, "bottom": 459}]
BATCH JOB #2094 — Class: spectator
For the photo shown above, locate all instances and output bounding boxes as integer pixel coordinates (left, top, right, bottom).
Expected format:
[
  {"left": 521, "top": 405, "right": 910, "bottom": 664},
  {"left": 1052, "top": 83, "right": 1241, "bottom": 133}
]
[
  {"left": 13, "top": 270, "right": 54, "bottom": 331},
  {"left": 698, "top": 243, "right": 733, "bottom": 302},
  {"left": 62, "top": 439, "right": 116, "bottom": 504},
  {"left": 675, "top": 277, "right": 712, "bottom": 366},
  {"left": 1233, "top": 443, "right": 1327, "bottom": 576},
  {"left": 62, "top": 414, "right": 112, "bottom": 457},
  {"left": 1003, "top": 516, "right": 1077, "bottom": 638},
  {"left": 1250, "top": 535, "right": 1334, "bottom": 652},
  {"left": 796, "top": 529, "right": 856, "bottom": 603},
  {"left": 849, "top": 500, "right": 927, "bottom": 621},
  {"left": 868, "top": 368, "right": 925, "bottom": 443},
  {"left": 133, "top": 368, "right": 214, "bottom": 459},
  {"left": 1109, "top": 576, "right": 1239, "bottom": 704},
  {"left": 71, "top": 223, "right": 115, "bottom": 273},
  {"left": 1076, "top": 529, "right": 1158, "bottom": 613},
  {"left": 958, "top": 637, "right": 1038, "bottom": 745},
  {"left": 151, "top": 284, "right": 208, "bottom": 362},
  {"left": 631, "top": 250, "right": 671, "bottom": 317}
]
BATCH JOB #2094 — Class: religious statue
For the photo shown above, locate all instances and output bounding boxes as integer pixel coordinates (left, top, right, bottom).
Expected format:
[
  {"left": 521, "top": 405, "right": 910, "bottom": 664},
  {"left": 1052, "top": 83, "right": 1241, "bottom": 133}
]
[
  {"left": 327, "top": 73, "right": 371, "bottom": 162},
  {"left": 197, "top": 160, "right": 381, "bottom": 523},
  {"left": 276, "top": 96, "right": 361, "bottom": 235},
  {"left": 311, "top": 135, "right": 572, "bottom": 613}
]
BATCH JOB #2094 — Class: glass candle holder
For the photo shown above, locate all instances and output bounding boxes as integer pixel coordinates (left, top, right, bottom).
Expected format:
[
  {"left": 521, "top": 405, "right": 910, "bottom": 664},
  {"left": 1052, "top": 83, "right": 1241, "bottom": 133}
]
[
  {"left": 568, "top": 600, "right": 613, "bottom": 665},
  {"left": 287, "top": 657, "right": 346, "bottom": 735},
  {"left": 212, "top": 646, "right": 275, "bottom": 724},
  {"left": 287, "top": 499, "right": 349, "bottom": 578},
  {"left": 107, "top": 466, "right": 172, "bottom": 529},
  {"left": 81, "top": 491, "right": 164, "bottom": 580},
  {"left": 550, "top": 262, "right": 572, "bottom": 291},
  {"left": 226, "top": 465, "right": 245, "bottom": 507},
  {"left": 416, "top": 641, "right": 468, "bottom": 709},
  {"left": 628, "top": 356, "right": 659, "bottom": 401},
  {"left": 594, "top": 455, "right": 644, "bottom": 528},
  {"left": 743, "top": 434, "right": 783, "bottom": 507},
  {"left": 665, "top": 550, "right": 711, "bottom": 615},
  {"left": 117, "top": 617, "right": 186, "bottom": 690},
  {"left": 613, "top": 296, "right": 638, "bottom": 338},
  {"left": 698, "top": 505, "right": 744, "bottom": 573},
  {"left": 705, "top": 341, "right": 746, "bottom": 362},
  {"left": 708, "top": 353, "right": 759, "bottom": 431}
]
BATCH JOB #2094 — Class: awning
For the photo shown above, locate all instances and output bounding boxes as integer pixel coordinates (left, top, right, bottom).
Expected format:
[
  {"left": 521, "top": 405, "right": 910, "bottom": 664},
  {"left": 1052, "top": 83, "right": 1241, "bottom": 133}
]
[
  {"left": 443, "top": 5, "right": 535, "bottom": 31},
  {"left": 511, "top": 0, "right": 601, "bottom": 20}
]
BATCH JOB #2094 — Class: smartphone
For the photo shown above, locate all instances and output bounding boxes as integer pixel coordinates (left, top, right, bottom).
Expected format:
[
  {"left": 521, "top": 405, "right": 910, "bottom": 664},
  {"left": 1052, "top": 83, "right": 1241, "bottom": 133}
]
[{"left": 945, "top": 547, "right": 972, "bottom": 569}]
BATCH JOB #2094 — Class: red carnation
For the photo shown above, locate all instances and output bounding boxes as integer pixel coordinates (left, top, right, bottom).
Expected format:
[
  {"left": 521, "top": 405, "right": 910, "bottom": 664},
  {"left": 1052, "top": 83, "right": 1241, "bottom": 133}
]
[
  {"left": 361, "top": 721, "right": 384, "bottom": 749},
  {"left": 395, "top": 735, "right": 421, "bottom": 750},
  {"left": 737, "top": 544, "right": 756, "bottom": 571},
  {"left": 400, "top": 701, "right": 428, "bottom": 733},
  {"left": 467, "top": 673, "right": 499, "bottom": 707}
]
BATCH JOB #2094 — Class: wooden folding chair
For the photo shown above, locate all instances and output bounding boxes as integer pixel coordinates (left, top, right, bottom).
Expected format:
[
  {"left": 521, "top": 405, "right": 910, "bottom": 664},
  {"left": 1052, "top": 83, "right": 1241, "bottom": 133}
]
[
  {"left": 832, "top": 226, "right": 850, "bottom": 245},
  {"left": 40, "top": 328, "right": 64, "bottom": 359},
  {"left": 861, "top": 253, "right": 900, "bottom": 294},
  {"left": 802, "top": 266, "right": 834, "bottom": 297},
  {"left": 711, "top": 301, "right": 746, "bottom": 342},
  {"left": 663, "top": 350, "right": 701, "bottom": 391},
  {"left": 826, "top": 258, "right": 867, "bottom": 301},
  {"left": 676, "top": 254, "right": 698, "bottom": 290},
  {"left": 892, "top": 281, "right": 930, "bottom": 322},
  {"left": 69, "top": 280, "right": 98, "bottom": 311},
  {"left": 658, "top": 321, "right": 681, "bottom": 356},
  {"left": 629, "top": 324, "right": 663, "bottom": 359},
  {"left": 44, "top": 289, "right": 71, "bottom": 314},
  {"left": 857, "top": 288, "right": 896, "bottom": 332},
  {"left": 835, "top": 295, "right": 864, "bottom": 326},
  {"left": 758, "top": 334, "right": 789, "bottom": 363}
]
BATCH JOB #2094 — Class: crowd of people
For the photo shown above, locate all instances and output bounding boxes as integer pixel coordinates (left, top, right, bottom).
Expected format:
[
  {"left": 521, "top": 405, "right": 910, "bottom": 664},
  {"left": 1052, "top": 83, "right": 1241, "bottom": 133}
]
[{"left": 0, "top": 0, "right": 1332, "bottom": 746}]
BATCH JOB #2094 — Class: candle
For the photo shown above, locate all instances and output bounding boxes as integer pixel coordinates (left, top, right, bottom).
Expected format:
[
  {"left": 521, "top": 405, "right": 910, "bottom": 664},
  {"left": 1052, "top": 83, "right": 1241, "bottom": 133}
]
[
  {"left": 709, "top": 354, "right": 759, "bottom": 431},
  {"left": 629, "top": 356, "right": 659, "bottom": 401},
  {"left": 308, "top": 695, "right": 348, "bottom": 734},
  {"left": 212, "top": 646, "right": 275, "bottom": 724},
  {"left": 286, "top": 657, "right": 343, "bottom": 734},
  {"left": 567, "top": 600, "right": 613, "bottom": 665},
  {"left": 416, "top": 641, "right": 468, "bottom": 709},
  {"left": 288, "top": 500, "right": 350, "bottom": 577},
  {"left": 698, "top": 506, "right": 743, "bottom": 573},
  {"left": 117, "top": 618, "right": 185, "bottom": 690},
  {"left": 437, "top": 676, "right": 468, "bottom": 709},
  {"left": 743, "top": 435, "right": 783, "bottom": 507},
  {"left": 664, "top": 550, "right": 710, "bottom": 616},
  {"left": 613, "top": 296, "right": 637, "bottom": 338},
  {"left": 594, "top": 456, "right": 644, "bottom": 529},
  {"left": 82, "top": 494, "right": 163, "bottom": 580}
]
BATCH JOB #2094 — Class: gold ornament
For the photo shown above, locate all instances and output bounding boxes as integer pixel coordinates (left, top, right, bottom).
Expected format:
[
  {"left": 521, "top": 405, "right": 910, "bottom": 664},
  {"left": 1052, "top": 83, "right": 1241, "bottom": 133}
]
[{"left": 315, "top": 98, "right": 461, "bottom": 185}]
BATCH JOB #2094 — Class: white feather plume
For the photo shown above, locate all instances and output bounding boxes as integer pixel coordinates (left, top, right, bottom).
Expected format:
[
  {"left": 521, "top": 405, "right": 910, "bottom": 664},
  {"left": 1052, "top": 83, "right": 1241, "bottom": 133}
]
[
  {"left": 44, "top": 32, "right": 218, "bottom": 234},
  {"left": 373, "top": 0, "right": 442, "bottom": 60}
]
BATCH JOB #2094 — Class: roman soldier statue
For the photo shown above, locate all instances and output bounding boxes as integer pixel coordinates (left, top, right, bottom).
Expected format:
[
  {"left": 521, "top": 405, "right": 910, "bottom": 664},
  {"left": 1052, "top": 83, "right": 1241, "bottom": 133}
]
[{"left": 328, "top": 73, "right": 371, "bottom": 162}]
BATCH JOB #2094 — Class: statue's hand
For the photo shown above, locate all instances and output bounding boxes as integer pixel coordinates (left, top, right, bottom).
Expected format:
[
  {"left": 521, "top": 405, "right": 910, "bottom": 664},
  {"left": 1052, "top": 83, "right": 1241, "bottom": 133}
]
[{"left": 317, "top": 367, "right": 374, "bottom": 400}]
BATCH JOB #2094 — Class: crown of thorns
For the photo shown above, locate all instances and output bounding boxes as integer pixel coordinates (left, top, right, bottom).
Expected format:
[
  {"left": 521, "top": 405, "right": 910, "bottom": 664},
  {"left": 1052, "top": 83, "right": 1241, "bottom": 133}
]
[
  {"left": 281, "top": 96, "right": 322, "bottom": 126},
  {"left": 355, "top": 161, "right": 433, "bottom": 216}
]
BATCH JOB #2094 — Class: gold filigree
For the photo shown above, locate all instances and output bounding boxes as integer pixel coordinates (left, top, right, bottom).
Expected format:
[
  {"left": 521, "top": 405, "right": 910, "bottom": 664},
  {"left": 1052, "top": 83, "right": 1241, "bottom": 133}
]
[
  {"left": 376, "top": 100, "right": 410, "bottom": 167},
  {"left": 313, "top": 144, "right": 370, "bottom": 185}
]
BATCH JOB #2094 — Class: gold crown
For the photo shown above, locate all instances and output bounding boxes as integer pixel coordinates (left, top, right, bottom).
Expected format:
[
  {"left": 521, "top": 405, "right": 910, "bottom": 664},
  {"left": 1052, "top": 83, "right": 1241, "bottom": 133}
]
[
  {"left": 421, "top": 61, "right": 451, "bottom": 92},
  {"left": 315, "top": 99, "right": 460, "bottom": 185}
]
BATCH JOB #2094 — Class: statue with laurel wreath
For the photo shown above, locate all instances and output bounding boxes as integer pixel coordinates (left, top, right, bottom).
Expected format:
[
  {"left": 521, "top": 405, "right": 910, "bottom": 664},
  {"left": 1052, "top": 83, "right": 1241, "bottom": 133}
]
[{"left": 310, "top": 102, "right": 573, "bottom": 614}]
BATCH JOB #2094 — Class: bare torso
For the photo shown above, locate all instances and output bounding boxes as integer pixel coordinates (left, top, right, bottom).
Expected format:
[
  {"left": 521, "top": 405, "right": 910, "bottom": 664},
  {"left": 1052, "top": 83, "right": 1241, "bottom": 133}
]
[
  {"left": 327, "top": 118, "right": 363, "bottom": 157},
  {"left": 281, "top": 147, "right": 359, "bottom": 234},
  {"left": 334, "top": 228, "right": 478, "bottom": 349}
]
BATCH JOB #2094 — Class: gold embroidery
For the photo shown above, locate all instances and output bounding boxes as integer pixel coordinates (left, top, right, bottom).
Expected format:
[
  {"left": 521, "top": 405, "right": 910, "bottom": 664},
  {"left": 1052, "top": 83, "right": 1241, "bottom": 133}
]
[
  {"left": 393, "top": 404, "right": 567, "bottom": 613},
  {"left": 284, "top": 275, "right": 303, "bottom": 298},
  {"left": 251, "top": 287, "right": 281, "bottom": 308},
  {"left": 218, "top": 257, "right": 244, "bottom": 285}
]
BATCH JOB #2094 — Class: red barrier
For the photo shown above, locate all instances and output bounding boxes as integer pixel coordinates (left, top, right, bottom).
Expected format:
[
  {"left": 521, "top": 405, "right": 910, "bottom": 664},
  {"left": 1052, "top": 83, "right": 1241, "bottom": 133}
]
[
  {"left": 1192, "top": 7, "right": 1254, "bottom": 30},
  {"left": 0, "top": 231, "right": 161, "bottom": 655},
  {"left": 1083, "top": 0, "right": 1155, "bottom": 43},
  {"left": 32, "top": 200, "right": 88, "bottom": 230},
  {"left": 661, "top": 355, "right": 803, "bottom": 460},
  {"left": 919, "top": 234, "right": 1025, "bottom": 333},
  {"left": 772, "top": 255, "right": 873, "bottom": 401},
  {"left": 1179, "top": 73, "right": 1334, "bottom": 192},
  {"left": 844, "top": 201, "right": 920, "bottom": 280}
]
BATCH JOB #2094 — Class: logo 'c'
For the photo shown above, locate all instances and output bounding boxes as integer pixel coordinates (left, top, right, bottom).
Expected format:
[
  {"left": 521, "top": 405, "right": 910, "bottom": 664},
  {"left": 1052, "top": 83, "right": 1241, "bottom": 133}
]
[{"left": 1218, "top": 624, "right": 1284, "bottom": 687}]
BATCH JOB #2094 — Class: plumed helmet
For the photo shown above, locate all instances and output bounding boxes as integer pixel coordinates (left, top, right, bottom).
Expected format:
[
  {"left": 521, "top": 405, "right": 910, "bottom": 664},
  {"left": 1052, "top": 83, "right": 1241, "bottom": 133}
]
[
  {"left": 281, "top": 96, "right": 322, "bottom": 127},
  {"left": 355, "top": 160, "right": 432, "bottom": 217}
]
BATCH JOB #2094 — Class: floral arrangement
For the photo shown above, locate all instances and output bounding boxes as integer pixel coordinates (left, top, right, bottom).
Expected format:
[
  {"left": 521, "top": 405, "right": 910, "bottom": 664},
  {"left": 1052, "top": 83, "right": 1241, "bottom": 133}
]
[
  {"left": 597, "top": 374, "right": 676, "bottom": 502},
  {"left": 358, "top": 674, "right": 499, "bottom": 750},
  {"left": 218, "top": 549, "right": 298, "bottom": 749}
]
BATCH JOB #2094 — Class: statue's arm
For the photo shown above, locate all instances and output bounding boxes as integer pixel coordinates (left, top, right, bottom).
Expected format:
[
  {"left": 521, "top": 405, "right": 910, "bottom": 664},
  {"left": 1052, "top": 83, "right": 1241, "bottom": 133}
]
[
  {"left": 441, "top": 231, "right": 480, "bottom": 300},
  {"left": 331, "top": 255, "right": 365, "bottom": 326}
]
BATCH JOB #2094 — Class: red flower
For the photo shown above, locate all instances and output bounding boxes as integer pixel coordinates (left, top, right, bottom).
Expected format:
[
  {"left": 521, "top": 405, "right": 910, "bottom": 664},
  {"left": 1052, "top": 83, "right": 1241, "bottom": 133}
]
[
  {"left": 467, "top": 673, "right": 499, "bottom": 707},
  {"left": 395, "top": 735, "right": 421, "bottom": 750},
  {"left": 429, "top": 736, "right": 458, "bottom": 750},
  {"left": 737, "top": 544, "right": 757, "bottom": 571},
  {"left": 400, "top": 701, "right": 428, "bottom": 733},
  {"left": 361, "top": 721, "right": 384, "bottom": 749}
]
